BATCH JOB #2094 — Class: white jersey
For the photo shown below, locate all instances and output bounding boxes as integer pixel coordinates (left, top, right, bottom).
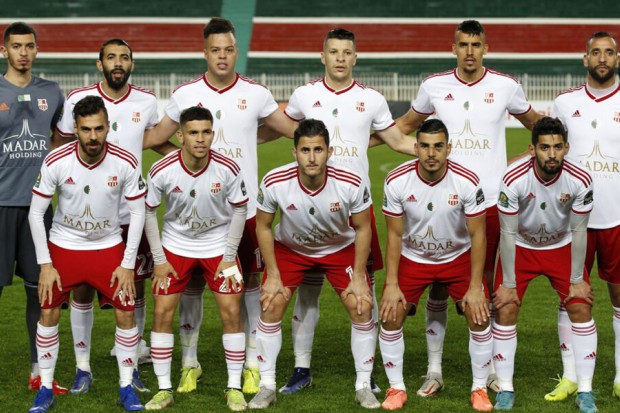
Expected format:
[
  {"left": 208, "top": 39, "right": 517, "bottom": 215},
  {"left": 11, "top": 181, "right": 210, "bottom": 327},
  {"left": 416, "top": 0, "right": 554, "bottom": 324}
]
[
  {"left": 165, "top": 73, "right": 279, "bottom": 218},
  {"left": 146, "top": 149, "right": 248, "bottom": 259},
  {"left": 285, "top": 78, "right": 395, "bottom": 188},
  {"left": 383, "top": 159, "right": 486, "bottom": 264},
  {"left": 412, "top": 68, "right": 532, "bottom": 206},
  {"left": 257, "top": 162, "right": 371, "bottom": 258},
  {"left": 32, "top": 141, "right": 146, "bottom": 250},
  {"left": 56, "top": 82, "right": 159, "bottom": 224},
  {"left": 498, "top": 156, "right": 593, "bottom": 250},
  {"left": 553, "top": 83, "right": 620, "bottom": 229}
]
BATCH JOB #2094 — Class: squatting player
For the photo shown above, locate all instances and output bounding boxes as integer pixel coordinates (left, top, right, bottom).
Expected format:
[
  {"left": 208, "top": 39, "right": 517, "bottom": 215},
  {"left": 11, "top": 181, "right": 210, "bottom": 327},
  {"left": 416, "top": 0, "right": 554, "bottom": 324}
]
[
  {"left": 492, "top": 117, "right": 597, "bottom": 413},
  {"left": 379, "top": 119, "right": 492, "bottom": 412},
  {"left": 27, "top": 96, "right": 146, "bottom": 413}
]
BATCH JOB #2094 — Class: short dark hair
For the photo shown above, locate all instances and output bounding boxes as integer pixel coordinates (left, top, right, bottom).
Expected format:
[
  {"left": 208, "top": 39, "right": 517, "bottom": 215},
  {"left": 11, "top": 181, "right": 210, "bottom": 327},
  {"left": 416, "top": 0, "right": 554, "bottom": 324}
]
[
  {"left": 456, "top": 20, "right": 485, "bottom": 37},
  {"left": 324, "top": 28, "right": 356, "bottom": 49},
  {"left": 73, "top": 95, "right": 108, "bottom": 122},
  {"left": 203, "top": 17, "right": 236, "bottom": 40},
  {"left": 99, "top": 38, "right": 133, "bottom": 61},
  {"left": 531, "top": 117, "right": 567, "bottom": 145},
  {"left": 179, "top": 106, "right": 213, "bottom": 126},
  {"left": 3, "top": 21, "right": 37, "bottom": 45},
  {"left": 586, "top": 31, "right": 618, "bottom": 52},
  {"left": 416, "top": 119, "right": 449, "bottom": 142},
  {"left": 294, "top": 119, "right": 330, "bottom": 147}
]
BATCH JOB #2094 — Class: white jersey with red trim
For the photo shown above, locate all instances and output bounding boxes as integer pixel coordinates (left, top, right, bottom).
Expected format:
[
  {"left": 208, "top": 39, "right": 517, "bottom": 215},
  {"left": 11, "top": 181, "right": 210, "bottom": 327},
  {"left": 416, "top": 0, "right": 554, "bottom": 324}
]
[
  {"left": 412, "top": 68, "right": 532, "bottom": 207},
  {"left": 165, "top": 73, "right": 279, "bottom": 218},
  {"left": 32, "top": 141, "right": 146, "bottom": 250},
  {"left": 55, "top": 82, "right": 159, "bottom": 224},
  {"left": 498, "top": 156, "right": 593, "bottom": 250},
  {"left": 285, "top": 78, "right": 395, "bottom": 187},
  {"left": 146, "top": 149, "right": 248, "bottom": 259},
  {"left": 257, "top": 162, "right": 371, "bottom": 258},
  {"left": 383, "top": 159, "right": 486, "bottom": 264},
  {"left": 553, "top": 83, "right": 620, "bottom": 229}
]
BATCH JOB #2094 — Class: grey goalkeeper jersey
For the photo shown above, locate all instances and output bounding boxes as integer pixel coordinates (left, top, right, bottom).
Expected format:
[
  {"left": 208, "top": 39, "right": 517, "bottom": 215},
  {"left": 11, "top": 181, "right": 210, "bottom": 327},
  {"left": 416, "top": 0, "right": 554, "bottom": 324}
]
[{"left": 0, "top": 75, "right": 64, "bottom": 206}]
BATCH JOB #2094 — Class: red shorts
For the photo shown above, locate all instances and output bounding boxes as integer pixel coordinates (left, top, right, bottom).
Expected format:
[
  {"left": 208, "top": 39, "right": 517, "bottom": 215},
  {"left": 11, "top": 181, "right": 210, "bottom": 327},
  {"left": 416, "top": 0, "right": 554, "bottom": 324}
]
[
  {"left": 586, "top": 225, "right": 620, "bottom": 284},
  {"left": 121, "top": 224, "right": 152, "bottom": 282},
  {"left": 45, "top": 242, "right": 133, "bottom": 311},
  {"left": 485, "top": 206, "right": 500, "bottom": 273},
  {"left": 238, "top": 216, "right": 262, "bottom": 275},
  {"left": 265, "top": 242, "right": 370, "bottom": 294},
  {"left": 494, "top": 243, "right": 591, "bottom": 305},
  {"left": 391, "top": 251, "right": 488, "bottom": 309},
  {"left": 162, "top": 248, "right": 244, "bottom": 295}
]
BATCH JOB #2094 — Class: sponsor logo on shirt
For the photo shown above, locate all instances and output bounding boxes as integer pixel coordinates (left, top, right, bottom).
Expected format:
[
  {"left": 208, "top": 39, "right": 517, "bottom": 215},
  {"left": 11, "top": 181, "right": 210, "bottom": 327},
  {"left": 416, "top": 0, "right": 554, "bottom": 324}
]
[
  {"left": 498, "top": 191, "right": 509, "bottom": 208},
  {"left": 584, "top": 190, "right": 593, "bottom": 205},
  {"left": 444, "top": 93, "right": 454, "bottom": 101},
  {"left": 286, "top": 203, "right": 298, "bottom": 210},
  {"left": 572, "top": 110, "right": 581, "bottom": 118},
  {"left": 406, "top": 194, "right": 417, "bottom": 202},
  {"left": 257, "top": 188, "right": 264, "bottom": 204},
  {"left": 313, "top": 100, "right": 322, "bottom": 107},
  {"left": 0, "top": 102, "right": 9, "bottom": 110},
  {"left": 64, "top": 177, "right": 76, "bottom": 185},
  {"left": 172, "top": 186, "right": 182, "bottom": 193},
  {"left": 475, "top": 189, "right": 485, "bottom": 205}
]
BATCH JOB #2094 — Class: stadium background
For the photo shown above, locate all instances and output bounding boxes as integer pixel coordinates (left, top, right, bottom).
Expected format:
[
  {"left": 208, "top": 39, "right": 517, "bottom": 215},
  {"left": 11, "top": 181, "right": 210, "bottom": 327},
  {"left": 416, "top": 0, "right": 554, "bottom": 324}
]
[{"left": 2, "top": 1, "right": 620, "bottom": 412}]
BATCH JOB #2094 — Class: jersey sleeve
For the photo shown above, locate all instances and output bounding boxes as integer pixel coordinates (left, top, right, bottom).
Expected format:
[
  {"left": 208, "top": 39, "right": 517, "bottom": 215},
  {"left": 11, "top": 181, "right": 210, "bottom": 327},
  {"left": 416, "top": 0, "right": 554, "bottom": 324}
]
[
  {"left": 31, "top": 160, "right": 57, "bottom": 198},
  {"left": 284, "top": 88, "right": 305, "bottom": 121},
  {"left": 226, "top": 171, "right": 249, "bottom": 207},
  {"left": 258, "top": 89, "right": 279, "bottom": 119},
  {"left": 256, "top": 179, "right": 278, "bottom": 214},
  {"left": 123, "top": 165, "right": 147, "bottom": 201},
  {"left": 145, "top": 99, "right": 160, "bottom": 130},
  {"left": 350, "top": 183, "right": 372, "bottom": 214},
  {"left": 382, "top": 177, "right": 403, "bottom": 217},
  {"left": 145, "top": 170, "right": 163, "bottom": 209},
  {"left": 56, "top": 95, "right": 76, "bottom": 137},
  {"left": 411, "top": 82, "right": 435, "bottom": 115},
  {"left": 462, "top": 182, "right": 487, "bottom": 217},
  {"left": 497, "top": 178, "right": 520, "bottom": 215},
  {"left": 572, "top": 175, "right": 594, "bottom": 215},
  {"left": 371, "top": 95, "right": 396, "bottom": 132},
  {"left": 165, "top": 90, "right": 183, "bottom": 123},
  {"left": 506, "top": 84, "right": 532, "bottom": 116}
]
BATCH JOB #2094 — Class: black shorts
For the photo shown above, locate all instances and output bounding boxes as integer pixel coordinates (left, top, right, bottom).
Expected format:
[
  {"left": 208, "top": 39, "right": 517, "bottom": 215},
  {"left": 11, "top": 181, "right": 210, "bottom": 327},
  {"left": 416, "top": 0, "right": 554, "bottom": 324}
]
[{"left": 0, "top": 205, "right": 52, "bottom": 287}]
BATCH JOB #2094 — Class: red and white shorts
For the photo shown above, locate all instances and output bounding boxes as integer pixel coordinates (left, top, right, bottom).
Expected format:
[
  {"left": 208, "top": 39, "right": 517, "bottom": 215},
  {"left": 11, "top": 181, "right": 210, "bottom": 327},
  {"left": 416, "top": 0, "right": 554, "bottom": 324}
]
[
  {"left": 45, "top": 242, "right": 133, "bottom": 311},
  {"left": 160, "top": 248, "right": 244, "bottom": 296},
  {"left": 264, "top": 242, "right": 370, "bottom": 294},
  {"left": 494, "top": 243, "right": 591, "bottom": 305},
  {"left": 586, "top": 225, "right": 620, "bottom": 284}
]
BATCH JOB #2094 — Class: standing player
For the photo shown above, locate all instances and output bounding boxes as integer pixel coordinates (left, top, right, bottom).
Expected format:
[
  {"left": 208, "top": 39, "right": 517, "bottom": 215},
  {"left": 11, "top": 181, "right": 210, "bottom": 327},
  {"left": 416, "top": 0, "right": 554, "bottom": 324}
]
[
  {"left": 0, "top": 21, "right": 66, "bottom": 394},
  {"left": 551, "top": 31, "right": 620, "bottom": 402},
  {"left": 145, "top": 17, "right": 296, "bottom": 394},
  {"left": 249, "top": 119, "right": 379, "bottom": 409},
  {"left": 392, "top": 20, "right": 542, "bottom": 395},
  {"left": 54, "top": 38, "right": 166, "bottom": 394},
  {"left": 492, "top": 117, "right": 597, "bottom": 413},
  {"left": 275, "top": 28, "right": 414, "bottom": 394},
  {"left": 142, "top": 106, "right": 249, "bottom": 411},
  {"left": 27, "top": 96, "right": 146, "bottom": 412},
  {"left": 380, "top": 119, "right": 492, "bottom": 411}
]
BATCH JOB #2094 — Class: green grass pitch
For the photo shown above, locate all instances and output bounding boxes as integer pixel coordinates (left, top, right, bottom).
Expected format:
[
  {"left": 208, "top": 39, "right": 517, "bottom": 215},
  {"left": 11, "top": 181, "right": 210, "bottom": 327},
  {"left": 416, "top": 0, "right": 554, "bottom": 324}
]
[{"left": 1, "top": 128, "right": 617, "bottom": 412}]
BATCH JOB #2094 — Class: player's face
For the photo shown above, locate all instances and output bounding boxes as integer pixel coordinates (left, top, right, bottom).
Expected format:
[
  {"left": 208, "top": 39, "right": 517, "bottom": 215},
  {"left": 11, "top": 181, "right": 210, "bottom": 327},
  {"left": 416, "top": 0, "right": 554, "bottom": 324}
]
[
  {"left": 584, "top": 36, "right": 619, "bottom": 86},
  {"left": 415, "top": 132, "right": 451, "bottom": 181},
  {"left": 452, "top": 31, "right": 487, "bottom": 78},
  {"left": 74, "top": 110, "right": 109, "bottom": 163},
  {"left": 178, "top": 119, "right": 214, "bottom": 160},
  {"left": 97, "top": 44, "right": 134, "bottom": 91},
  {"left": 529, "top": 134, "right": 569, "bottom": 181},
  {"left": 293, "top": 135, "right": 333, "bottom": 180},
  {"left": 321, "top": 38, "right": 357, "bottom": 85},
  {"left": 2, "top": 34, "right": 37, "bottom": 74},
  {"left": 204, "top": 32, "right": 238, "bottom": 80}
]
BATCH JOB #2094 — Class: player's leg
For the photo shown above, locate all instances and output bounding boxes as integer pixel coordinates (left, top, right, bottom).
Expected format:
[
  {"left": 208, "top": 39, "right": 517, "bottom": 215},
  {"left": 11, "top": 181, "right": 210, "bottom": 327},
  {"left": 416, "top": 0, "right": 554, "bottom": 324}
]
[
  {"left": 69, "top": 284, "right": 96, "bottom": 392},
  {"left": 483, "top": 206, "right": 501, "bottom": 392},
  {"left": 30, "top": 306, "right": 62, "bottom": 413},
  {"left": 609, "top": 283, "right": 620, "bottom": 399},
  {"left": 421, "top": 282, "right": 449, "bottom": 393},
  {"left": 114, "top": 308, "right": 143, "bottom": 412},
  {"left": 545, "top": 302, "right": 578, "bottom": 401},
  {"left": 177, "top": 272, "right": 205, "bottom": 393}
]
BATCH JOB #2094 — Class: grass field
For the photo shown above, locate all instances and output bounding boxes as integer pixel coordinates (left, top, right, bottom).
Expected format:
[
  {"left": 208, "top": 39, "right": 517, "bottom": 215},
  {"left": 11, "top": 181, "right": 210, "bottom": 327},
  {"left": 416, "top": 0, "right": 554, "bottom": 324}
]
[{"left": 1, "top": 128, "right": 618, "bottom": 412}]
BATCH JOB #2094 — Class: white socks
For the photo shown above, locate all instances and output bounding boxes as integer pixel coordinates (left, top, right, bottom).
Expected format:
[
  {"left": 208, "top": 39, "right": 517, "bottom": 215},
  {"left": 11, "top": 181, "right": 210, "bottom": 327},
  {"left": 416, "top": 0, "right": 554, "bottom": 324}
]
[
  {"left": 151, "top": 332, "right": 174, "bottom": 390},
  {"left": 36, "top": 323, "right": 59, "bottom": 389},
  {"left": 70, "top": 301, "right": 93, "bottom": 372},
  {"left": 379, "top": 327, "right": 405, "bottom": 391},
  {"left": 425, "top": 298, "right": 448, "bottom": 376}
]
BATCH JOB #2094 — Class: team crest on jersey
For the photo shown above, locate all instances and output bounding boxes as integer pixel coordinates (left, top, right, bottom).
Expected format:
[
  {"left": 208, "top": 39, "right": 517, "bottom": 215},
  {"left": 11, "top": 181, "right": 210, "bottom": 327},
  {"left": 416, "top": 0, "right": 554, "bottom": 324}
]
[
  {"left": 108, "top": 176, "right": 119, "bottom": 187},
  {"left": 132, "top": 112, "right": 141, "bottom": 123},
  {"left": 498, "top": 191, "right": 509, "bottom": 208},
  {"left": 211, "top": 182, "right": 221, "bottom": 193},
  {"left": 559, "top": 193, "right": 571, "bottom": 203},
  {"left": 37, "top": 99, "right": 48, "bottom": 111},
  {"left": 237, "top": 99, "right": 247, "bottom": 110},
  {"left": 448, "top": 194, "right": 459, "bottom": 206},
  {"left": 614, "top": 112, "right": 620, "bottom": 123},
  {"left": 356, "top": 101, "right": 365, "bottom": 112},
  {"left": 484, "top": 93, "right": 494, "bottom": 104},
  {"left": 330, "top": 202, "right": 341, "bottom": 212}
]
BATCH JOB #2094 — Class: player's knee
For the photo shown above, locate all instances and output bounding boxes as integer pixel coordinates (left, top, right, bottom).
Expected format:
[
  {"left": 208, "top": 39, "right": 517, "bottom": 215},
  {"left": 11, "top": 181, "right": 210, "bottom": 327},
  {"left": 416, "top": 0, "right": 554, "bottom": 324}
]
[
  {"left": 381, "top": 317, "right": 404, "bottom": 331},
  {"left": 40, "top": 307, "right": 60, "bottom": 326},
  {"left": 115, "top": 309, "right": 136, "bottom": 329},
  {"left": 494, "top": 305, "right": 518, "bottom": 325},
  {"left": 566, "top": 302, "right": 592, "bottom": 323}
]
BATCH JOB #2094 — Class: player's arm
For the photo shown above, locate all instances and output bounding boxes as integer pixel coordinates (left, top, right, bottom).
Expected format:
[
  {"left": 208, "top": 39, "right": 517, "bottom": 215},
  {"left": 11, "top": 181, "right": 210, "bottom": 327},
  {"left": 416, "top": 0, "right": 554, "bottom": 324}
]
[
  {"left": 215, "top": 203, "right": 248, "bottom": 292},
  {"left": 149, "top": 141, "right": 179, "bottom": 156},
  {"left": 256, "top": 209, "right": 290, "bottom": 310},
  {"left": 341, "top": 206, "right": 373, "bottom": 315},
  {"left": 144, "top": 206, "right": 178, "bottom": 295},
  {"left": 462, "top": 214, "right": 489, "bottom": 325},
  {"left": 380, "top": 215, "right": 407, "bottom": 322},
  {"left": 50, "top": 129, "right": 75, "bottom": 150},
  {"left": 259, "top": 109, "right": 299, "bottom": 144},
  {"left": 508, "top": 109, "right": 544, "bottom": 164},
  {"left": 565, "top": 211, "right": 594, "bottom": 304},
  {"left": 369, "top": 109, "right": 427, "bottom": 148},
  {"left": 493, "top": 211, "right": 520, "bottom": 308},
  {"left": 28, "top": 193, "right": 62, "bottom": 305},
  {"left": 373, "top": 125, "right": 417, "bottom": 156},
  {"left": 143, "top": 115, "right": 180, "bottom": 150}
]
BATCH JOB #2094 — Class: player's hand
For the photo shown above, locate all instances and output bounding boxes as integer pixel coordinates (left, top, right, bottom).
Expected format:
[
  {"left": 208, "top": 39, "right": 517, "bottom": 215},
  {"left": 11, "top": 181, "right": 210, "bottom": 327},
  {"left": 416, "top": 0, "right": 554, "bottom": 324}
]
[
  {"left": 379, "top": 283, "right": 407, "bottom": 323},
  {"left": 111, "top": 266, "right": 136, "bottom": 307},
  {"left": 260, "top": 271, "right": 290, "bottom": 312},
  {"left": 215, "top": 260, "right": 243, "bottom": 293},
  {"left": 152, "top": 261, "right": 177, "bottom": 295},
  {"left": 341, "top": 274, "right": 373, "bottom": 316},
  {"left": 38, "top": 263, "right": 62, "bottom": 306},
  {"left": 462, "top": 285, "right": 489, "bottom": 326},
  {"left": 492, "top": 285, "right": 520, "bottom": 309},
  {"left": 565, "top": 282, "right": 594, "bottom": 305}
]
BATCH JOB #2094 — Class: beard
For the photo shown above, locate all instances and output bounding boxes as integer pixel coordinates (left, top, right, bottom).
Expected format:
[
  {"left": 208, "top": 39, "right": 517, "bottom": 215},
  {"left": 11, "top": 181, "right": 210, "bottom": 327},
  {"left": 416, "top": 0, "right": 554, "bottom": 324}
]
[
  {"left": 538, "top": 159, "right": 562, "bottom": 176},
  {"left": 103, "top": 67, "right": 131, "bottom": 91},
  {"left": 587, "top": 64, "right": 616, "bottom": 84}
]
